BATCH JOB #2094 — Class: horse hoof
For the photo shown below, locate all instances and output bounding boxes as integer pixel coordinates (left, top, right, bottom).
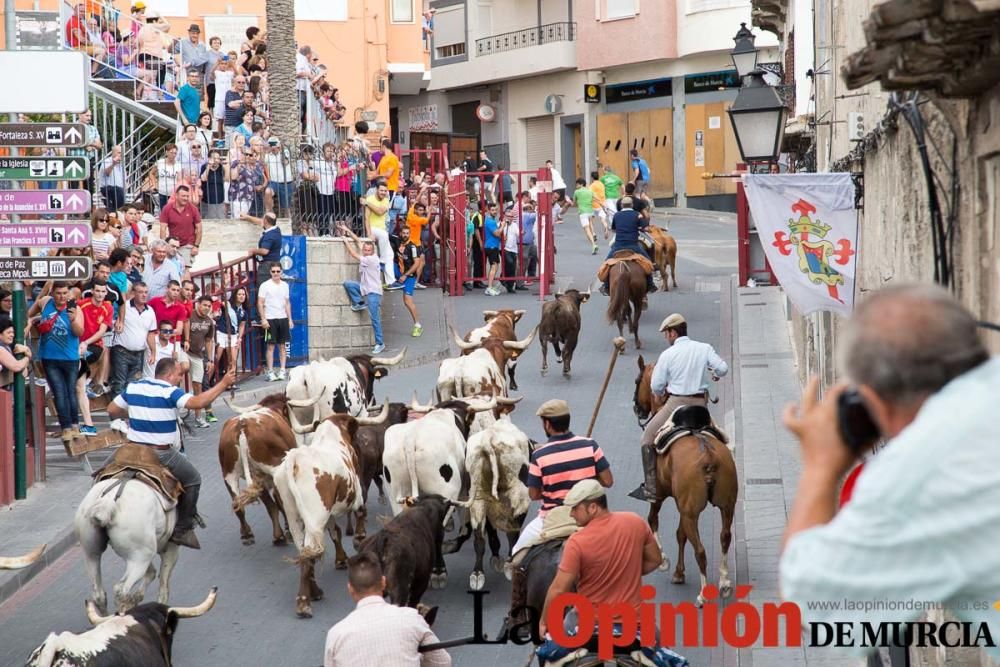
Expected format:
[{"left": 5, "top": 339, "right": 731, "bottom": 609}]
[
  {"left": 696, "top": 594, "right": 706, "bottom": 608},
  {"left": 272, "top": 535, "right": 286, "bottom": 546},
  {"left": 555, "top": 356, "right": 562, "bottom": 363},
  {"left": 469, "top": 572, "right": 485, "bottom": 590},
  {"left": 431, "top": 570, "right": 448, "bottom": 589},
  {"left": 720, "top": 582, "right": 733, "bottom": 599},
  {"left": 562, "top": 371, "right": 571, "bottom": 378},
  {"left": 672, "top": 572, "right": 685, "bottom": 584},
  {"left": 242, "top": 535, "right": 255, "bottom": 546},
  {"left": 296, "top": 607, "right": 313, "bottom": 619},
  {"left": 658, "top": 556, "right": 671, "bottom": 573},
  {"left": 541, "top": 368, "right": 548, "bottom": 377},
  {"left": 490, "top": 556, "right": 506, "bottom": 574}
]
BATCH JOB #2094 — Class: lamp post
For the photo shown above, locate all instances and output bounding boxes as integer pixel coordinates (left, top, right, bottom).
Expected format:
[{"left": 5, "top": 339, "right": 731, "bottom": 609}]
[
  {"left": 731, "top": 22, "right": 758, "bottom": 79},
  {"left": 727, "top": 70, "right": 787, "bottom": 163}
]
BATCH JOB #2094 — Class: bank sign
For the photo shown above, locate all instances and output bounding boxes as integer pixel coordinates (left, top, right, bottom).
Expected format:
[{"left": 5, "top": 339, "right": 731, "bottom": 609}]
[{"left": 606, "top": 78, "right": 672, "bottom": 104}]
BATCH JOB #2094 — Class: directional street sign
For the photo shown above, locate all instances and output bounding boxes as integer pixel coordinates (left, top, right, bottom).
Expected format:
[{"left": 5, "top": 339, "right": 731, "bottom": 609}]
[
  {"left": 0, "top": 257, "right": 92, "bottom": 282},
  {"left": 0, "top": 189, "right": 91, "bottom": 214},
  {"left": 0, "top": 157, "right": 89, "bottom": 181},
  {"left": 0, "top": 223, "right": 91, "bottom": 248},
  {"left": 0, "top": 123, "right": 87, "bottom": 148}
]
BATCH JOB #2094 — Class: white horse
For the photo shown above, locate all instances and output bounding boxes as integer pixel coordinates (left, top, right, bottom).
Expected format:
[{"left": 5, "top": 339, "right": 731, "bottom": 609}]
[{"left": 75, "top": 477, "right": 180, "bottom": 614}]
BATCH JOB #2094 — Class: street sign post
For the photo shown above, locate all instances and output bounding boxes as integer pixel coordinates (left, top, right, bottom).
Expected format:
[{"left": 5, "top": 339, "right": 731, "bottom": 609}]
[
  {"left": 0, "top": 257, "right": 93, "bottom": 282},
  {"left": 0, "top": 223, "right": 91, "bottom": 248},
  {"left": 0, "top": 189, "right": 91, "bottom": 214},
  {"left": 0, "top": 156, "right": 89, "bottom": 181},
  {"left": 0, "top": 123, "right": 87, "bottom": 148}
]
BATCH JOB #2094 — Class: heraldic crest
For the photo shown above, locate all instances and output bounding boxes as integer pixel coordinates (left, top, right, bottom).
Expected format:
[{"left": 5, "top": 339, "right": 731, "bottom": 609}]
[{"left": 772, "top": 198, "right": 855, "bottom": 303}]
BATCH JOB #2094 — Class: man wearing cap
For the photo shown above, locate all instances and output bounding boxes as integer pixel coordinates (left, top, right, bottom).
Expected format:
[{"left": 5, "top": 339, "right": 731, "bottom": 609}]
[
  {"left": 636, "top": 313, "right": 728, "bottom": 502},
  {"left": 506, "top": 400, "right": 613, "bottom": 622},
  {"left": 178, "top": 23, "right": 209, "bottom": 82},
  {"left": 537, "top": 479, "right": 687, "bottom": 667}
]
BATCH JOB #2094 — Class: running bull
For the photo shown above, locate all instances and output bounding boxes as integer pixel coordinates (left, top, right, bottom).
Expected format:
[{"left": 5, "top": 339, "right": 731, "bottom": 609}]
[{"left": 539, "top": 287, "right": 592, "bottom": 377}]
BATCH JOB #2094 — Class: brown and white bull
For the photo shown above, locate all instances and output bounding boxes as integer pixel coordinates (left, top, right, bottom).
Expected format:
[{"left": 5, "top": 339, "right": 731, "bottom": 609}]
[
  {"left": 26, "top": 589, "right": 217, "bottom": 667},
  {"left": 219, "top": 392, "right": 321, "bottom": 546},
  {"left": 0, "top": 545, "right": 45, "bottom": 569},
  {"left": 539, "top": 287, "right": 591, "bottom": 377},
  {"left": 461, "top": 418, "right": 532, "bottom": 590},
  {"left": 460, "top": 309, "right": 528, "bottom": 390},
  {"left": 445, "top": 328, "right": 536, "bottom": 400},
  {"left": 285, "top": 348, "right": 405, "bottom": 430},
  {"left": 273, "top": 411, "right": 387, "bottom": 618}
]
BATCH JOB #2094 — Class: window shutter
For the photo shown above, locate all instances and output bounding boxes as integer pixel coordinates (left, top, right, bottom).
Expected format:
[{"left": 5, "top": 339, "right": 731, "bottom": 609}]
[
  {"left": 606, "top": 0, "right": 636, "bottom": 19},
  {"left": 435, "top": 5, "right": 466, "bottom": 46},
  {"left": 524, "top": 117, "right": 555, "bottom": 170}
]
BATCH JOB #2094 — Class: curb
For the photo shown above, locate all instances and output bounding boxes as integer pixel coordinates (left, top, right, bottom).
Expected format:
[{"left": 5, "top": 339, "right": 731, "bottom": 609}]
[
  {"left": 0, "top": 522, "right": 78, "bottom": 607},
  {"left": 660, "top": 207, "right": 737, "bottom": 223}
]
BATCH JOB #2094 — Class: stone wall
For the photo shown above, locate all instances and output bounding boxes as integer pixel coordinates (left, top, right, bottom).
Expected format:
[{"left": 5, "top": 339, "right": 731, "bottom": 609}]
[
  {"left": 197, "top": 218, "right": 293, "bottom": 253},
  {"left": 305, "top": 237, "right": 373, "bottom": 360}
]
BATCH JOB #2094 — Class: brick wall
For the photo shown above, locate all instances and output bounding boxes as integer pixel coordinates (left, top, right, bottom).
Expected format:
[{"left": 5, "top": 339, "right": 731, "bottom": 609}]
[{"left": 305, "top": 238, "right": 373, "bottom": 360}]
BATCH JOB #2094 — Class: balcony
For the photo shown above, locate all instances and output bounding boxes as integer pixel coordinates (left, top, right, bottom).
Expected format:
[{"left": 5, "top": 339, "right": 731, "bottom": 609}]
[
  {"left": 430, "top": 22, "right": 577, "bottom": 90},
  {"left": 475, "top": 22, "right": 576, "bottom": 57}
]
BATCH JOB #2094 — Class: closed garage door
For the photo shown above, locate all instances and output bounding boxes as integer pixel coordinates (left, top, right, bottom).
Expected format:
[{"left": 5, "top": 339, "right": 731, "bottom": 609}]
[{"left": 524, "top": 116, "right": 555, "bottom": 171}]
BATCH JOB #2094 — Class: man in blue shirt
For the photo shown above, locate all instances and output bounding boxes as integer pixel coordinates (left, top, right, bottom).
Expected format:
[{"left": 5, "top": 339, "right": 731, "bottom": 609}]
[
  {"left": 175, "top": 69, "right": 203, "bottom": 130},
  {"left": 602, "top": 197, "right": 655, "bottom": 294},
  {"left": 483, "top": 202, "right": 504, "bottom": 296},
  {"left": 630, "top": 149, "right": 651, "bottom": 201},
  {"left": 109, "top": 358, "right": 236, "bottom": 549},
  {"left": 243, "top": 212, "right": 283, "bottom": 286}
]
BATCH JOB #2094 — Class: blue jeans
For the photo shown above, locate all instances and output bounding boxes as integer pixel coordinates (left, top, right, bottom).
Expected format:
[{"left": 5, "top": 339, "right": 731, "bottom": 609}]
[
  {"left": 536, "top": 616, "right": 688, "bottom": 667},
  {"left": 344, "top": 281, "right": 383, "bottom": 346},
  {"left": 269, "top": 181, "right": 293, "bottom": 210},
  {"left": 43, "top": 359, "right": 80, "bottom": 429}
]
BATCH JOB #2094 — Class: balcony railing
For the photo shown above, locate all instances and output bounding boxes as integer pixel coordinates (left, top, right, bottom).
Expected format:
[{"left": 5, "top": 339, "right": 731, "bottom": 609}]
[{"left": 475, "top": 22, "right": 576, "bottom": 57}]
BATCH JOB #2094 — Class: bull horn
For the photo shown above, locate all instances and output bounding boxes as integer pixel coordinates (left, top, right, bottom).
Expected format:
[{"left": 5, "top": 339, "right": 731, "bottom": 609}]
[
  {"left": 223, "top": 399, "right": 257, "bottom": 415},
  {"left": 287, "top": 395, "right": 322, "bottom": 409},
  {"left": 356, "top": 401, "right": 390, "bottom": 426},
  {"left": 496, "top": 395, "right": 524, "bottom": 405},
  {"left": 451, "top": 328, "right": 479, "bottom": 351},
  {"left": 292, "top": 420, "right": 317, "bottom": 435},
  {"left": 583, "top": 281, "right": 594, "bottom": 296},
  {"left": 502, "top": 326, "right": 538, "bottom": 351},
  {"left": 482, "top": 310, "right": 498, "bottom": 320},
  {"left": 86, "top": 599, "right": 114, "bottom": 625},
  {"left": 0, "top": 544, "right": 45, "bottom": 569},
  {"left": 467, "top": 396, "right": 498, "bottom": 413},
  {"left": 169, "top": 587, "right": 219, "bottom": 618},
  {"left": 371, "top": 347, "right": 406, "bottom": 366},
  {"left": 513, "top": 309, "right": 526, "bottom": 317},
  {"left": 409, "top": 392, "right": 434, "bottom": 413}
]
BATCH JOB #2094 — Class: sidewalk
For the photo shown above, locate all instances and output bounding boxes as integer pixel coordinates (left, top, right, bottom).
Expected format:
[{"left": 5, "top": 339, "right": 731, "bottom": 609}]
[{"left": 731, "top": 283, "right": 839, "bottom": 666}]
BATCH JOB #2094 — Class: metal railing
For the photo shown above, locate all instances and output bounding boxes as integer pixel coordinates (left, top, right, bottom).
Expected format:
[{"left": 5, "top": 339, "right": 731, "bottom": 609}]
[{"left": 475, "top": 22, "right": 576, "bottom": 57}]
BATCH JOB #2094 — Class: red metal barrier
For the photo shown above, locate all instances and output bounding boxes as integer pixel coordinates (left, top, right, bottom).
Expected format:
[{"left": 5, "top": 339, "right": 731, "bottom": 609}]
[
  {"left": 0, "top": 391, "right": 14, "bottom": 506},
  {"left": 736, "top": 164, "right": 778, "bottom": 286}
]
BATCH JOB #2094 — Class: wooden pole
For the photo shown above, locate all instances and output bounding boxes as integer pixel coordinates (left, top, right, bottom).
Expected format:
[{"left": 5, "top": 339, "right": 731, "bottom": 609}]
[{"left": 586, "top": 337, "right": 627, "bottom": 438}]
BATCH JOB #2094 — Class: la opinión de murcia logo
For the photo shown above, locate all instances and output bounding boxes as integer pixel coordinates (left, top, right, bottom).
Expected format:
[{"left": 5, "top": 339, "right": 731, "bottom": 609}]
[{"left": 424, "top": 586, "right": 1000, "bottom": 659}]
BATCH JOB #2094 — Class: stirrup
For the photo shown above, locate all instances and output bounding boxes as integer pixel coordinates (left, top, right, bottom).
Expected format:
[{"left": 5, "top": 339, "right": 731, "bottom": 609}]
[{"left": 628, "top": 483, "right": 657, "bottom": 503}]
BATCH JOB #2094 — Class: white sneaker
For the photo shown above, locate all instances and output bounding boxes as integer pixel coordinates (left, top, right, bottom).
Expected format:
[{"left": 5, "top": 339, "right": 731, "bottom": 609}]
[
  {"left": 110, "top": 418, "right": 128, "bottom": 434},
  {"left": 195, "top": 417, "right": 210, "bottom": 429},
  {"left": 277, "top": 369, "right": 286, "bottom": 381},
  {"left": 266, "top": 370, "right": 278, "bottom": 382}
]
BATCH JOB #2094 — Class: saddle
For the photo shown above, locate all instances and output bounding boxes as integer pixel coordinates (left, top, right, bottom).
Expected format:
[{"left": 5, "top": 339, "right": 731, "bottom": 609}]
[
  {"left": 653, "top": 405, "right": 729, "bottom": 456},
  {"left": 94, "top": 443, "right": 184, "bottom": 503},
  {"left": 510, "top": 505, "right": 578, "bottom": 567},
  {"left": 516, "top": 536, "right": 568, "bottom": 572},
  {"left": 596, "top": 251, "right": 654, "bottom": 283}
]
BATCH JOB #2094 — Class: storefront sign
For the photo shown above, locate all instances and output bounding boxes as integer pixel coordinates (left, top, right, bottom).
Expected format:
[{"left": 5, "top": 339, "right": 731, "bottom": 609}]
[
  {"left": 584, "top": 84, "right": 602, "bottom": 104},
  {"left": 606, "top": 78, "right": 672, "bottom": 104},
  {"left": 409, "top": 105, "right": 439, "bottom": 131},
  {"left": 685, "top": 70, "right": 741, "bottom": 94}
]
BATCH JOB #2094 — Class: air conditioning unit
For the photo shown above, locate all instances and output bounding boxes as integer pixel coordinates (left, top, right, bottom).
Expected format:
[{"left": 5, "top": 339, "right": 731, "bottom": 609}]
[{"left": 848, "top": 111, "right": 864, "bottom": 141}]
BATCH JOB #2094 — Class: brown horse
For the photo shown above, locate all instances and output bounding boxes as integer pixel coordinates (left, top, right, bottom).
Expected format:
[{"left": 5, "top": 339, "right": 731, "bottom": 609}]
[
  {"left": 633, "top": 355, "right": 665, "bottom": 427},
  {"left": 605, "top": 258, "right": 646, "bottom": 349},
  {"left": 633, "top": 359, "right": 738, "bottom": 606},
  {"left": 648, "top": 226, "right": 678, "bottom": 291}
]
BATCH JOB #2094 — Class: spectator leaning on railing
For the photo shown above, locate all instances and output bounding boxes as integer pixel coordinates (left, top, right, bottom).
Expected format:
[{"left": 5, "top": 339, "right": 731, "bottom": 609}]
[{"left": 0, "top": 317, "right": 31, "bottom": 392}]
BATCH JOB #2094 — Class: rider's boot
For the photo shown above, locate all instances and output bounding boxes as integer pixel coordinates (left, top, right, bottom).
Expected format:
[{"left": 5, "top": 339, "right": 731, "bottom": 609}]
[
  {"left": 646, "top": 274, "right": 656, "bottom": 293},
  {"left": 170, "top": 485, "right": 202, "bottom": 549},
  {"left": 638, "top": 445, "right": 660, "bottom": 502},
  {"left": 505, "top": 565, "right": 530, "bottom": 640}
]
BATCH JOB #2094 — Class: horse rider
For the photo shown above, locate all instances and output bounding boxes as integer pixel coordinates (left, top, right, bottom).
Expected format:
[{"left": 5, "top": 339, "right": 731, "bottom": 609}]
[
  {"left": 636, "top": 313, "right": 729, "bottom": 502},
  {"left": 507, "top": 400, "right": 613, "bottom": 622},
  {"left": 600, "top": 196, "right": 656, "bottom": 296},
  {"left": 109, "top": 357, "right": 236, "bottom": 549},
  {"left": 537, "top": 479, "right": 689, "bottom": 667}
]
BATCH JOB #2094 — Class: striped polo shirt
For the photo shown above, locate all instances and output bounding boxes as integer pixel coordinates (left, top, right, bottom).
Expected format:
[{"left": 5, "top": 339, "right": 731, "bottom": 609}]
[
  {"left": 527, "top": 432, "right": 610, "bottom": 516},
  {"left": 111, "top": 379, "right": 192, "bottom": 446}
]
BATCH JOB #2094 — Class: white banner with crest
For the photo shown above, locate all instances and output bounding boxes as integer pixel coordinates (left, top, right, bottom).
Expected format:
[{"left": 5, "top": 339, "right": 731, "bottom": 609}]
[{"left": 743, "top": 173, "right": 859, "bottom": 317}]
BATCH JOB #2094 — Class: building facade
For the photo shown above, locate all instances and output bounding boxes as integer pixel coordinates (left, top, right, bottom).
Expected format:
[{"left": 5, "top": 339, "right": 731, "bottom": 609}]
[{"left": 392, "top": 0, "right": 777, "bottom": 210}]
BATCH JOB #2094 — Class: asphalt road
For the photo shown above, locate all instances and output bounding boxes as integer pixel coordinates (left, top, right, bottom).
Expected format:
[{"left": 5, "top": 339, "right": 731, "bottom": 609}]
[{"left": 0, "top": 211, "right": 738, "bottom": 667}]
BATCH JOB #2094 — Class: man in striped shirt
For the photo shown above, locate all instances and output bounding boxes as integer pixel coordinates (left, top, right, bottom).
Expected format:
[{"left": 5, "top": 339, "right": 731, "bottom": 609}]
[{"left": 109, "top": 357, "right": 236, "bottom": 549}]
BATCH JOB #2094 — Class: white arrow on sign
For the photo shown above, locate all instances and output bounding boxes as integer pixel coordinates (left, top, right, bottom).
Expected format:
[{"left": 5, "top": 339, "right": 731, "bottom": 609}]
[
  {"left": 68, "top": 260, "right": 87, "bottom": 277},
  {"left": 67, "top": 227, "right": 86, "bottom": 244},
  {"left": 65, "top": 160, "right": 84, "bottom": 177},
  {"left": 66, "top": 194, "right": 84, "bottom": 210},
  {"left": 65, "top": 127, "right": 83, "bottom": 143}
]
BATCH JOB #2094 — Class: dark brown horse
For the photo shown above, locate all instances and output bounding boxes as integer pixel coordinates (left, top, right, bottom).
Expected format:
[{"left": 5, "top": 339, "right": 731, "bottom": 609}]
[
  {"left": 605, "top": 258, "right": 646, "bottom": 349},
  {"left": 633, "top": 361, "right": 738, "bottom": 607}
]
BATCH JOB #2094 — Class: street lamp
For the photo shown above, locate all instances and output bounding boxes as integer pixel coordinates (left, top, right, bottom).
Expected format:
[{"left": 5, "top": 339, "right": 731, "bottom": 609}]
[
  {"left": 727, "top": 70, "right": 787, "bottom": 162},
  {"left": 730, "top": 22, "right": 758, "bottom": 78}
]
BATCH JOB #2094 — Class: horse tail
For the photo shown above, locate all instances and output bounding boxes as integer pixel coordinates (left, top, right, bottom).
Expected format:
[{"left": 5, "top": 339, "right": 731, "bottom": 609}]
[
  {"left": 606, "top": 264, "right": 630, "bottom": 324},
  {"left": 87, "top": 489, "right": 118, "bottom": 529},
  {"left": 698, "top": 435, "right": 719, "bottom": 498}
]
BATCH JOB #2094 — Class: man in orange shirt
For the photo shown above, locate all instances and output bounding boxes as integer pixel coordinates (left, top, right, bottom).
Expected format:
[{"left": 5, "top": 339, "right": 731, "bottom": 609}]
[
  {"left": 405, "top": 201, "right": 429, "bottom": 246},
  {"left": 376, "top": 138, "right": 400, "bottom": 197},
  {"left": 538, "top": 480, "right": 687, "bottom": 666},
  {"left": 589, "top": 170, "right": 610, "bottom": 240}
]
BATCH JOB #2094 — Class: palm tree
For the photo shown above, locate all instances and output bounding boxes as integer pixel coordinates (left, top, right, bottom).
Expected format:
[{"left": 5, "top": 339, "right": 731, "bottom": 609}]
[{"left": 265, "top": 0, "right": 302, "bottom": 232}]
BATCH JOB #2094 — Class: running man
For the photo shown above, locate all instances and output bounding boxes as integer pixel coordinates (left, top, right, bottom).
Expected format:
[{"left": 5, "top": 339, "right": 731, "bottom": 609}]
[{"left": 569, "top": 178, "right": 599, "bottom": 254}]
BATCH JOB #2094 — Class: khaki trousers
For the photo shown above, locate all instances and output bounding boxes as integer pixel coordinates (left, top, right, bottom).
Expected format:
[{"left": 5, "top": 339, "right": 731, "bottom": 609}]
[{"left": 640, "top": 394, "right": 708, "bottom": 447}]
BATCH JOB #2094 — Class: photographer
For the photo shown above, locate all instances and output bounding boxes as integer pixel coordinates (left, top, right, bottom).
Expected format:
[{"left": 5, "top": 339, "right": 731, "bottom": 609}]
[
  {"left": 780, "top": 284, "right": 996, "bottom": 643},
  {"left": 33, "top": 284, "right": 85, "bottom": 445}
]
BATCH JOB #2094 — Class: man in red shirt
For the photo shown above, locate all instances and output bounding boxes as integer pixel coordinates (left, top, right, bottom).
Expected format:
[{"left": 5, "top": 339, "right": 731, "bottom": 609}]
[
  {"left": 149, "top": 280, "right": 189, "bottom": 344},
  {"left": 539, "top": 480, "right": 686, "bottom": 666},
  {"left": 77, "top": 282, "right": 114, "bottom": 437},
  {"left": 159, "top": 184, "right": 202, "bottom": 265},
  {"left": 65, "top": 3, "right": 87, "bottom": 48}
]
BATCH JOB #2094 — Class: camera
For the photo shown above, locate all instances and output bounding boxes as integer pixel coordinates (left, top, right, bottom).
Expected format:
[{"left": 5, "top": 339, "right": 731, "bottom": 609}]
[
  {"left": 67, "top": 298, "right": 77, "bottom": 310},
  {"left": 222, "top": 55, "right": 229, "bottom": 62},
  {"left": 836, "top": 389, "right": 881, "bottom": 454}
]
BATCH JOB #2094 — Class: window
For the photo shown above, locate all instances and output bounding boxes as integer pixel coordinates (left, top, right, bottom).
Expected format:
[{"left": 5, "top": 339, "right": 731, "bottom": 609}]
[
  {"left": 437, "top": 42, "right": 466, "bottom": 58},
  {"left": 392, "top": 0, "right": 414, "bottom": 23},
  {"left": 295, "top": 0, "right": 347, "bottom": 21},
  {"left": 605, "top": 0, "right": 637, "bottom": 20},
  {"left": 686, "top": 0, "right": 746, "bottom": 13},
  {"left": 433, "top": 4, "right": 467, "bottom": 60}
]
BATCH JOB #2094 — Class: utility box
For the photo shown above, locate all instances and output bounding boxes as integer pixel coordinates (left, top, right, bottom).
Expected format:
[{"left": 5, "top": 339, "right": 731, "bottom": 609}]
[{"left": 848, "top": 112, "right": 865, "bottom": 141}]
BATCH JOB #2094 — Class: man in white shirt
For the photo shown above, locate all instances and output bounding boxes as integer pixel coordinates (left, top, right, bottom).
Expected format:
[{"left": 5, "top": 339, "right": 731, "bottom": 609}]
[
  {"left": 324, "top": 552, "right": 451, "bottom": 667},
  {"left": 144, "top": 319, "right": 190, "bottom": 379},
  {"left": 295, "top": 45, "right": 313, "bottom": 132},
  {"left": 780, "top": 284, "right": 1000, "bottom": 660},
  {"left": 544, "top": 159, "right": 566, "bottom": 200},
  {"left": 109, "top": 282, "right": 157, "bottom": 398},
  {"left": 258, "top": 264, "right": 293, "bottom": 381},
  {"left": 156, "top": 144, "right": 181, "bottom": 211},
  {"left": 99, "top": 144, "right": 127, "bottom": 212},
  {"left": 637, "top": 312, "right": 728, "bottom": 501}
]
